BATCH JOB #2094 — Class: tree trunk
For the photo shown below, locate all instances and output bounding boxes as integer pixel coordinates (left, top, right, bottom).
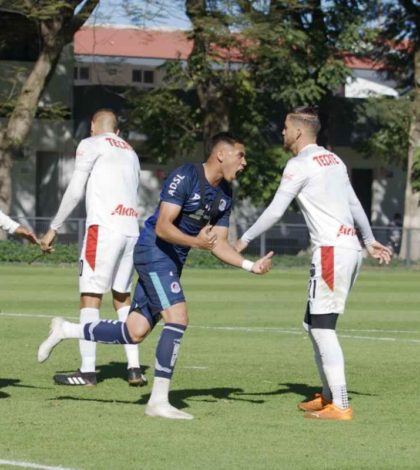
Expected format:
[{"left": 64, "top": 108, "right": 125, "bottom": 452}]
[
  {"left": 0, "top": 46, "right": 62, "bottom": 216},
  {"left": 400, "top": 48, "right": 420, "bottom": 261},
  {"left": 0, "top": 0, "right": 99, "bottom": 217}
]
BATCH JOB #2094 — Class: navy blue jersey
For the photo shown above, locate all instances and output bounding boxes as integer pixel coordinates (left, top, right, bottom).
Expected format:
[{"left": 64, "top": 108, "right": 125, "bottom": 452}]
[{"left": 139, "top": 163, "right": 233, "bottom": 266}]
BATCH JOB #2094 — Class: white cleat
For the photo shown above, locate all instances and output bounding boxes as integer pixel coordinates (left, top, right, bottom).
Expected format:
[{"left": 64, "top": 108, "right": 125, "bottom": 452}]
[
  {"left": 37, "top": 317, "right": 65, "bottom": 363},
  {"left": 145, "top": 402, "right": 194, "bottom": 420}
]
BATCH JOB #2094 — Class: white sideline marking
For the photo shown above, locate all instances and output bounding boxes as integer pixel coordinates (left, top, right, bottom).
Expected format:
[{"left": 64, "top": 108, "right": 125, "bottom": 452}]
[
  {"left": 1, "top": 312, "right": 420, "bottom": 344},
  {"left": 183, "top": 366, "right": 208, "bottom": 370},
  {"left": 191, "top": 325, "right": 420, "bottom": 344},
  {"left": 0, "top": 459, "right": 80, "bottom": 470}
]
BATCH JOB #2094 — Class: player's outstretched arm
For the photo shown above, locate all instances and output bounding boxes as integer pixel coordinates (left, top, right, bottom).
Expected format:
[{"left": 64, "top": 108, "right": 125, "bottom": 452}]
[
  {"left": 366, "top": 241, "right": 392, "bottom": 265},
  {"left": 15, "top": 226, "right": 39, "bottom": 245},
  {"left": 211, "top": 226, "right": 273, "bottom": 274}
]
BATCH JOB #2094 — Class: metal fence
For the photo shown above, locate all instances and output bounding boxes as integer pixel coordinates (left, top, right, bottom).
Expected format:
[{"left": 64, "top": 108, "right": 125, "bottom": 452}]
[{"left": 7, "top": 217, "right": 415, "bottom": 265}]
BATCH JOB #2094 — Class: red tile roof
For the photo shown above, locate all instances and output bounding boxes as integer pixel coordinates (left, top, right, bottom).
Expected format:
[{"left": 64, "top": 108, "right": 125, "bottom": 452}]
[
  {"left": 343, "top": 55, "right": 383, "bottom": 70},
  {"left": 75, "top": 26, "right": 395, "bottom": 70},
  {"left": 75, "top": 26, "right": 193, "bottom": 59}
]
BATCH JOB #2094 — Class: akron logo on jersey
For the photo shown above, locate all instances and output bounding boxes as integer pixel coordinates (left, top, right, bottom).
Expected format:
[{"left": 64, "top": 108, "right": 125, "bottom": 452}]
[
  {"left": 170, "top": 282, "right": 181, "bottom": 294},
  {"left": 219, "top": 199, "right": 227, "bottom": 211}
]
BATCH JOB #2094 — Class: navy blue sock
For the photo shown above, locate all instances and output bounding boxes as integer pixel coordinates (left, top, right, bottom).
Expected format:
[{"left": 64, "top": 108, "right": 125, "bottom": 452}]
[
  {"left": 83, "top": 320, "right": 135, "bottom": 344},
  {"left": 154, "top": 323, "right": 187, "bottom": 379}
]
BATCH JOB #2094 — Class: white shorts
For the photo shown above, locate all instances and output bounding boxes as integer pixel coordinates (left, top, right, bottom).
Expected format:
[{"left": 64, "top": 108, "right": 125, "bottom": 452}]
[
  {"left": 79, "top": 225, "right": 138, "bottom": 294},
  {"left": 308, "top": 246, "right": 362, "bottom": 315}
]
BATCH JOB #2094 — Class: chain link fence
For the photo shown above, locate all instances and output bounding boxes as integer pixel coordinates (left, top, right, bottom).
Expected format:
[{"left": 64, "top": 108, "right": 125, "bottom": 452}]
[{"left": 5, "top": 217, "right": 415, "bottom": 266}]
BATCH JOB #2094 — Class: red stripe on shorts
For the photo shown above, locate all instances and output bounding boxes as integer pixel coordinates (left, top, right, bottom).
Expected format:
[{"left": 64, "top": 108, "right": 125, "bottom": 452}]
[
  {"left": 321, "top": 246, "right": 334, "bottom": 291},
  {"left": 85, "top": 225, "right": 99, "bottom": 271}
]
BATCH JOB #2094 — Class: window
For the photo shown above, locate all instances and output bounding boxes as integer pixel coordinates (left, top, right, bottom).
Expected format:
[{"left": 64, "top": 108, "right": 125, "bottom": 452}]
[
  {"left": 74, "top": 66, "right": 90, "bottom": 81},
  {"left": 143, "top": 70, "right": 154, "bottom": 84},
  {"left": 79, "top": 66, "right": 90, "bottom": 80},
  {"left": 132, "top": 69, "right": 142, "bottom": 83}
]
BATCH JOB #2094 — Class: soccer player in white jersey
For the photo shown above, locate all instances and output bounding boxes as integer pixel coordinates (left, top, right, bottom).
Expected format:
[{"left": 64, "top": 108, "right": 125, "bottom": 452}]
[
  {"left": 40, "top": 109, "right": 146, "bottom": 387},
  {"left": 236, "top": 106, "right": 391, "bottom": 421},
  {"left": 0, "top": 211, "right": 38, "bottom": 244}
]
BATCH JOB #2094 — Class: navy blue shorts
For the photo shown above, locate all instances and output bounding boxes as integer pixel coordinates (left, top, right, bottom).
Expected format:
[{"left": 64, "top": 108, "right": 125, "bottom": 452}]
[{"left": 130, "top": 244, "right": 185, "bottom": 328}]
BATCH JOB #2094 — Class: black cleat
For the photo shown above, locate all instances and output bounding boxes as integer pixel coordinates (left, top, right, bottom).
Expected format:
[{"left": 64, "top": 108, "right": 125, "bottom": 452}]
[
  {"left": 53, "top": 369, "right": 97, "bottom": 386},
  {"left": 127, "top": 367, "right": 148, "bottom": 387}
]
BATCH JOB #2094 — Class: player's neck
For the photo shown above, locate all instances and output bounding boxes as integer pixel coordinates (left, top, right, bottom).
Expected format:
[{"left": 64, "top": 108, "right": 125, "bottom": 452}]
[
  {"left": 202, "top": 162, "right": 222, "bottom": 186},
  {"left": 293, "top": 138, "right": 317, "bottom": 155}
]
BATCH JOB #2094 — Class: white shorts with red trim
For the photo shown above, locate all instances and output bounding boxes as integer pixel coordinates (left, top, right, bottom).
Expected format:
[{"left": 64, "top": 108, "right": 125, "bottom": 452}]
[
  {"left": 79, "top": 225, "right": 138, "bottom": 294},
  {"left": 308, "top": 246, "right": 362, "bottom": 315}
]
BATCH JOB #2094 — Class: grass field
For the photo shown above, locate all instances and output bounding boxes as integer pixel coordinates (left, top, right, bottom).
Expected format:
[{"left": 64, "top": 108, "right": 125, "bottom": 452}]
[{"left": 0, "top": 264, "right": 420, "bottom": 470}]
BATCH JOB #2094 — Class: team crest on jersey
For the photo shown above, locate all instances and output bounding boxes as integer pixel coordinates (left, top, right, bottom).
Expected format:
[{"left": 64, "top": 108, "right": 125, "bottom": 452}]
[
  {"left": 192, "top": 193, "right": 201, "bottom": 201},
  {"left": 170, "top": 282, "right": 181, "bottom": 294},
  {"left": 218, "top": 199, "right": 227, "bottom": 211}
]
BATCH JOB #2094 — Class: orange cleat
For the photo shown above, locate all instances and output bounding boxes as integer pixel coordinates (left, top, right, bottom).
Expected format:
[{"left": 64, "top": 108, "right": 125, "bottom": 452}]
[
  {"left": 304, "top": 403, "right": 353, "bottom": 421},
  {"left": 297, "top": 393, "right": 331, "bottom": 412}
]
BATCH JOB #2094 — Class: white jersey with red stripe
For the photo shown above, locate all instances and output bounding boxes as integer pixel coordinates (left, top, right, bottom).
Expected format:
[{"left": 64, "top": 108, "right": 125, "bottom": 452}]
[
  {"left": 76, "top": 132, "right": 140, "bottom": 236},
  {"left": 280, "top": 144, "right": 361, "bottom": 251}
]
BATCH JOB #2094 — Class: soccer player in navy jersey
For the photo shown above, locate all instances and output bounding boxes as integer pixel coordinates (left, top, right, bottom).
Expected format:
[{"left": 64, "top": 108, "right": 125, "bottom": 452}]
[{"left": 38, "top": 132, "right": 274, "bottom": 420}]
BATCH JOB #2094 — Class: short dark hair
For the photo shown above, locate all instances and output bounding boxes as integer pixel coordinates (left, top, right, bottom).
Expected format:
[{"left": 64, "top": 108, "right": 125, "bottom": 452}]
[
  {"left": 208, "top": 132, "right": 242, "bottom": 155},
  {"left": 288, "top": 106, "right": 321, "bottom": 135},
  {"left": 91, "top": 108, "right": 119, "bottom": 132}
]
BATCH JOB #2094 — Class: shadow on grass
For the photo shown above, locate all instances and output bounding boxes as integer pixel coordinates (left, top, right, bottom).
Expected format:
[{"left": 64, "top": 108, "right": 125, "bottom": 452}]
[
  {"left": 53, "top": 361, "right": 150, "bottom": 384},
  {"left": 0, "top": 377, "right": 43, "bottom": 399},
  {"left": 52, "top": 386, "right": 265, "bottom": 409},
  {"left": 236, "top": 382, "right": 377, "bottom": 401}
]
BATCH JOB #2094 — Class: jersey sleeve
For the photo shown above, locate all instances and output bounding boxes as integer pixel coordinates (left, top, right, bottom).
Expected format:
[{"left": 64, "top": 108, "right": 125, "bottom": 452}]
[
  {"left": 160, "top": 164, "right": 194, "bottom": 207},
  {"left": 0, "top": 210, "right": 19, "bottom": 234},
  {"left": 74, "top": 138, "right": 100, "bottom": 173},
  {"left": 279, "top": 158, "right": 308, "bottom": 196},
  {"left": 241, "top": 189, "right": 295, "bottom": 243}
]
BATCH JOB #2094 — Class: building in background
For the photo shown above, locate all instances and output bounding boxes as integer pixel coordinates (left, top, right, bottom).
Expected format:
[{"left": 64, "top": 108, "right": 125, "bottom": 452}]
[{"left": 2, "top": 24, "right": 406, "bottom": 238}]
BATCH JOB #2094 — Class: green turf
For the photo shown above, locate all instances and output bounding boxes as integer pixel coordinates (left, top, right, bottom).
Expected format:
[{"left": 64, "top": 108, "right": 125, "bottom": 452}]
[{"left": 0, "top": 264, "right": 420, "bottom": 470}]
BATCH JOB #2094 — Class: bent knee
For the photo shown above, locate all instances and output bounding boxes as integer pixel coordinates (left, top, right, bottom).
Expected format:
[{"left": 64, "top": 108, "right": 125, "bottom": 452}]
[
  {"left": 126, "top": 312, "right": 151, "bottom": 343},
  {"left": 162, "top": 302, "right": 189, "bottom": 326}
]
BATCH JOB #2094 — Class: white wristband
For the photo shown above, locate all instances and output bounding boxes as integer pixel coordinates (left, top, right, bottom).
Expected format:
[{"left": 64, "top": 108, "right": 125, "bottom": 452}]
[{"left": 241, "top": 259, "right": 255, "bottom": 272}]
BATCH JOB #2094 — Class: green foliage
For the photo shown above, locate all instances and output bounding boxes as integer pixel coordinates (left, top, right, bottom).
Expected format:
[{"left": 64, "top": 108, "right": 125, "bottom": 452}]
[
  {"left": 0, "top": 241, "right": 78, "bottom": 263},
  {"left": 126, "top": 87, "right": 200, "bottom": 161},
  {"left": 353, "top": 95, "right": 411, "bottom": 166},
  {"left": 411, "top": 146, "right": 420, "bottom": 192},
  {"left": 126, "top": 0, "right": 376, "bottom": 205}
]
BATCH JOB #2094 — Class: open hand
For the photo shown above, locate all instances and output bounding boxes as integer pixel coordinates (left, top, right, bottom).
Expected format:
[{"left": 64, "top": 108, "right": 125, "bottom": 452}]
[
  {"left": 15, "top": 226, "right": 39, "bottom": 245},
  {"left": 252, "top": 251, "right": 274, "bottom": 274},
  {"left": 366, "top": 241, "right": 392, "bottom": 265}
]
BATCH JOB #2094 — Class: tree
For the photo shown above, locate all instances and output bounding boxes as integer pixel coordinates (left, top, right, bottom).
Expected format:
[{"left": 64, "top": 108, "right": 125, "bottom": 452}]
[
  {"left": 369, "top": 0, "right": 419, "bottom": 259},
  {"left": 0, "top": 0, "right": 99, "bottom": 217},
  {"left": 128, "top": 1, "right": 379, "bottom": 207}
]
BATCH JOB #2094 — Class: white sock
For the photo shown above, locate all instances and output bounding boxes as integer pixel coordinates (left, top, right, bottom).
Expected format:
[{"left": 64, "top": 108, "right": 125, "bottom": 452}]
[
  {"left": 308, "top": 328, "right": 332, "bottom": 401},
  {"left": 117, "top": 306, "right": 140, "bottom": 369},
  {"left": 62, "top": 321, "right": 84, "bottom": 338},
  {"left": 79, "top": 308, "right": 99, "bottom": 373},
  {"left": 148, "top": 377, "right": 170, "bottom": 405},
  {"left": 310, "top": 328, "right": 349, "bottom": 409}
]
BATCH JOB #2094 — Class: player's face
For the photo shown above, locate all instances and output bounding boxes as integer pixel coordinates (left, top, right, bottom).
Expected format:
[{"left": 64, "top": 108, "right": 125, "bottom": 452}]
[
  {"left": 221, "top": 143, "right": 247, "bottom": 182},
  {"left": 282, "top": 115, "right": 299, "bottom": 151}
]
